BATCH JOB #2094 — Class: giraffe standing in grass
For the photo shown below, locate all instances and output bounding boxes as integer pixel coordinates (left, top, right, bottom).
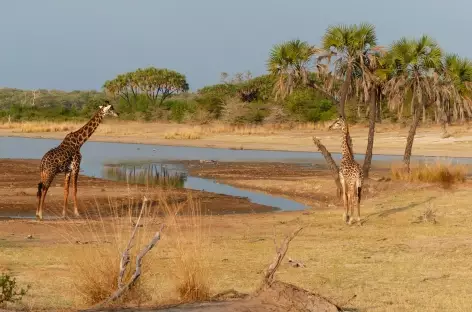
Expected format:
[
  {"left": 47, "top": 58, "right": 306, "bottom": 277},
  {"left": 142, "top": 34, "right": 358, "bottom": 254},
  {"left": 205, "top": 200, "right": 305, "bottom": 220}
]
[
  {"left": 328, "top": 115, "right": 363, "bottom": 225},
  {"left": 36, "top": 101, "right": 119, "bottom": 220}
]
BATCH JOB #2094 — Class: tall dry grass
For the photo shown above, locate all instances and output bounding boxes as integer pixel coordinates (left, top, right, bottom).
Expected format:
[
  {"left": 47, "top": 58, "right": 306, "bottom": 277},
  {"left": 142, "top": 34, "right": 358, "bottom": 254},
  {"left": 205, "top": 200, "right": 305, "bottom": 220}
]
[
  {"left": 0, "top": 121, "right": 80, "bottom": 133},
  {"left": 391, "top": 161, "right": 467, "bottom": 187},
  {"left": 160, "top": 194, "right": 211, "bottom": 302},
  {"left": 54, "top": 191, "right": 211, "bottom": 308}
]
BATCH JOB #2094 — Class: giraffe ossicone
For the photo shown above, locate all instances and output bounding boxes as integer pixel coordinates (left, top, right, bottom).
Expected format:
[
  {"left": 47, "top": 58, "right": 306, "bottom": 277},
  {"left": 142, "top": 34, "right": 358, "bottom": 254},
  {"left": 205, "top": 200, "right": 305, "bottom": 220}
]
[{"left": 36, "top": 102, "right": 119, "bottom": 220}]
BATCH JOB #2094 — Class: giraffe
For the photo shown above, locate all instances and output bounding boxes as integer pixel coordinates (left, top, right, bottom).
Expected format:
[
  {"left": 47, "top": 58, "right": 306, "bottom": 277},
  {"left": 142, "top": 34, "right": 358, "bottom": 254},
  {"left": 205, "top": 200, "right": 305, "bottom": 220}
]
[
  {"left": 36, "top": 101, "right": 119, "bottom": 220},
  {"left": 328, "top": 115, "right": 363, "bottom": 225}
]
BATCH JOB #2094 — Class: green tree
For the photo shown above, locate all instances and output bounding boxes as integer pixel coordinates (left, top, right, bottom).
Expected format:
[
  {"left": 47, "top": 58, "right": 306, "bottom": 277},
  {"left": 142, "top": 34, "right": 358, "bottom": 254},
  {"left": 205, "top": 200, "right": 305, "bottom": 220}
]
[
  {"left": 267, "top": 39, "right": 317, "bottom": 100},
  {"left": 385, "top": 35, "right": 443, "bottom": 171},
  {"left": 322, "top": 23, "right": 377, "bottom": 118},
  {"left": 443, "top": 54, "right": 472, "bottom": 123}
]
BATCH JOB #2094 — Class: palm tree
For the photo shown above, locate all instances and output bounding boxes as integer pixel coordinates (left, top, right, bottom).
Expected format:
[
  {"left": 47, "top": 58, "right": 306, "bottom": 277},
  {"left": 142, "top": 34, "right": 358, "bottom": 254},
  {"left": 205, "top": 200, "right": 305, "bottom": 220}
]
[
  {"left": 443, "top": 54, "right": 472, "bottom": 124},
  {"left": 385, "top": 35, "right": 443, "bottom": 171},
  {"left": 355, "top": 47, "right": 390, "bottom": 178},
  {"left": 322, "top": 23, "right": 377, "bottom": 117},
  {"left": 267, "top": 39, "right": 317, "bottom": 100}
]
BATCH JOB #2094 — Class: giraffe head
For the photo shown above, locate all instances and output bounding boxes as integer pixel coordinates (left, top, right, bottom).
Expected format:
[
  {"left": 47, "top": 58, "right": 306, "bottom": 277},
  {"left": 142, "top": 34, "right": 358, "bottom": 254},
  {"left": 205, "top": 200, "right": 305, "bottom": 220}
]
[
  {"left": 99, "top": 100, "right": 119, "bottom": 118},
  {"left": 328, "top": 115, "right": 347, "bottom": 131}
]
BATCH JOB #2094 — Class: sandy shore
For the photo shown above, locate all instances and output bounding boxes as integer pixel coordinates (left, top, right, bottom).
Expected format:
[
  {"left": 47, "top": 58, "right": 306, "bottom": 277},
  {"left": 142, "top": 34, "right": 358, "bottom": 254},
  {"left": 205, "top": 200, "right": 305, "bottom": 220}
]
[{"left": 1, "top": 122, "right": 472, "bottom": 157}]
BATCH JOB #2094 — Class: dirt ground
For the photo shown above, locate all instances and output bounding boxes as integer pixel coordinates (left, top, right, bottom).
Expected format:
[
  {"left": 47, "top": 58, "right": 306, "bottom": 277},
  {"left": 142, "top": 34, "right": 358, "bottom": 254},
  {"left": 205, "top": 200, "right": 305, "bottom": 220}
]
[
  {"left": 2, "top": 159, "right": 472, "bottom": 311},
  {"left": 0, "top": 159, "right": 275, "bottom": 218},
  {"left": 2, "top": 121, "right": 472, "bottom": 157},
  {"left": 181, "top": 160, "right": 397, "bottom": 208}
]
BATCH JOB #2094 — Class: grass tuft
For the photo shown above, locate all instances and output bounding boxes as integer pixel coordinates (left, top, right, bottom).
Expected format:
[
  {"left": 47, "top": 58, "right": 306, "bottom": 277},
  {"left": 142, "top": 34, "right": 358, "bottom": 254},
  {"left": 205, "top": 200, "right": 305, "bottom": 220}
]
[
  {"left": 161, "top": 195, "right": 211, "bottom": 303},
  {"left": 391, "top": 161, "right": 467, "bottom": 187}
]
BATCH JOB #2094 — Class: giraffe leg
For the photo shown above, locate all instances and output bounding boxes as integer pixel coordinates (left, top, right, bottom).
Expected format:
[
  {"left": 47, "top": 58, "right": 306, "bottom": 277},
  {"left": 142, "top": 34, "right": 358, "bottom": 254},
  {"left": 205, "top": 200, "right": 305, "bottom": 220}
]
[
  {"left": 71, "top": 171, "right": 80, "bottom": 217},
  {"left": 341, "top": 182, "right": 349, "bottom": 223},
  {"left": 71, "top": 153, "right": 82, "bottom": 217},
  {"left": 63, "top": 172, "right": 71, "bottom": 218},
  {"left": 38, "top": 186, "right": 49, "bottom": 221},
  {"left": 348, "top": 192, "right": 354, "bottom": 225},
  {"left": 356, "top": 183, "right": 362, "bottom": 224}
]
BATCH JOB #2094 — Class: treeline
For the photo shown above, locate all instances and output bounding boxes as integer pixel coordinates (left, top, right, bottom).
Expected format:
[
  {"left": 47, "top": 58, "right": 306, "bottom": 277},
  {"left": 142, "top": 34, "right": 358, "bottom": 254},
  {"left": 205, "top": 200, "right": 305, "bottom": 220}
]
[{"left": 1, "top": 22, "right": 471, "bottom": 136}]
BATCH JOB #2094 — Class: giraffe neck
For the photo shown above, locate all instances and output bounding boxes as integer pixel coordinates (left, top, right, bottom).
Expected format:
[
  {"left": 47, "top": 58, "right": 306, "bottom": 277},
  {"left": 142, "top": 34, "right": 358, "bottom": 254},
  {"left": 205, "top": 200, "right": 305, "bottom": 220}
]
[
  {"left": 62, "top": 110, "right": 104, "bottom": 149},
  {"left": 341, "top": 126, "right": 355, "bottom": 162}
]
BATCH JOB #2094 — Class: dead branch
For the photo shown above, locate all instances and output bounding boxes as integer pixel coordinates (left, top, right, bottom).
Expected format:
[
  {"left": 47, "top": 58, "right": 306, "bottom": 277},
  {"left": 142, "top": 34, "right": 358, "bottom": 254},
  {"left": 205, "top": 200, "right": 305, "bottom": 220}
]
[
  {"left": 312, "top": 137, "right": 342, "bottom": 198},
  {"left": 118, "top": 197, "right": 148, "bottom": 288},
  {"left": 94, "top": 225, "right": 164, "bottom": 309},
  {"left": 262, "top": 226, "right": 304, "bottom": 287}
]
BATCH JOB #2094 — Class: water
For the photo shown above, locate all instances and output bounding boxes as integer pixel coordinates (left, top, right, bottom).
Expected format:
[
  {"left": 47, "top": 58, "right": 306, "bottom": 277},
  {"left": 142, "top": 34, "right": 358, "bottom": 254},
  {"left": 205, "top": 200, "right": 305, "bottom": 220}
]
[
  {"left": 1, "top": 137, "right": 470, "bottom": 212},
  {"left": 0, "top": 137, "right": 311, "bottom": 211}
]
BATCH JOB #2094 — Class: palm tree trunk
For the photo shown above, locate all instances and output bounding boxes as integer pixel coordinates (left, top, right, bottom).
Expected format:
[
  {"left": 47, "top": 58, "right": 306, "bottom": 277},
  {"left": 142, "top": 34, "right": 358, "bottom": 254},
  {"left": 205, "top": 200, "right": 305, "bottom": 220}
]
[
  {"left": 376, "top": 86, "right": 382, "bottom": 123},
  {"left": 338, "top": 63, "right": 353, "bottom": 118},
  {"left": 363, "top": 88, "right": 377, "bottom": 179},
  {"left": 403, "top": 104, "right": 422, "bottom": 172}
]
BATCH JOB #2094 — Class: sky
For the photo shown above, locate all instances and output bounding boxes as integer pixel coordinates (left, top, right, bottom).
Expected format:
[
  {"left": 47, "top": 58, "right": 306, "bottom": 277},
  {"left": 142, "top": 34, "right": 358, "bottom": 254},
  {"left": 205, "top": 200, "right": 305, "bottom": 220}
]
[{"left": 0, "top": 0, "right": 470, "bottom": 92}]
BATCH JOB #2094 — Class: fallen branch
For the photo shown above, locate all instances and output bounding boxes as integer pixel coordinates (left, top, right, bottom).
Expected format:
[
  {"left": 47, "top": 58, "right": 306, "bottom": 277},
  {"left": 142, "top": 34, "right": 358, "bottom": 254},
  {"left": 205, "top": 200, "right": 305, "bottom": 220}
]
[
  {"left": 118, "top": 197, "right": 148, "bottom": 288},
  {"left": 262, "top": 226, "right": 304, "bottom": 287},
  {"left": 312, "top": 137, "right": 342, "bottom": 198},
  {"left": 92, "top": 196, "right": 164, "bottom": 309}
]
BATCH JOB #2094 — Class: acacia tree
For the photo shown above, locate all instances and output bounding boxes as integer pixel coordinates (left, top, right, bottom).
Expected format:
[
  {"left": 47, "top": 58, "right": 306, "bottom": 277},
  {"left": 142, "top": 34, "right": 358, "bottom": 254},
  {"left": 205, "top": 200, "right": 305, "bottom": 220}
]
[
  {"left": 385, "top": 35, "right": 443, "bottom": 171},
  {"left": 322, "top": 23, "right": 377, "bottom": 117},
  {"left": 103, "top": 67, "right": 189, "bottom": 108}
]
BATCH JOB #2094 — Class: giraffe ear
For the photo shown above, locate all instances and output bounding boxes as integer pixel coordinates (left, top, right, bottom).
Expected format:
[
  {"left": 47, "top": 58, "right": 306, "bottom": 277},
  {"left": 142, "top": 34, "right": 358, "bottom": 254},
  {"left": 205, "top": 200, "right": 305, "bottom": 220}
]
[{"left": 99, "top": 105, "right": 103, "bottom": 109}]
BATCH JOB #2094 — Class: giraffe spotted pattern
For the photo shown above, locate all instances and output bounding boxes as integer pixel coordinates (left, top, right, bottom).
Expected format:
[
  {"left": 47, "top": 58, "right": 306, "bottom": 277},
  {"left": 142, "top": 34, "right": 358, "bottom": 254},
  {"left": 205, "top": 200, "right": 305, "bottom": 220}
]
[
  {"left": 328, "top": 116, "right": 363, "bottom": 225},
  {"left": 36, "top": 101, "right": 119, "bottom": 220}
]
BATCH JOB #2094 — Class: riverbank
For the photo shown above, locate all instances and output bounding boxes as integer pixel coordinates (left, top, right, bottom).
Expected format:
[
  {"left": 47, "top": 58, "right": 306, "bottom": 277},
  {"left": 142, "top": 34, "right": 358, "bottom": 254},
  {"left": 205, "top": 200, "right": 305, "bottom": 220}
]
[
  {"left": 1, "top": 121, "right": 472, "bottom": 157},
  {"left": 0, "top": 159, "right": 275, "bottom": 217}
]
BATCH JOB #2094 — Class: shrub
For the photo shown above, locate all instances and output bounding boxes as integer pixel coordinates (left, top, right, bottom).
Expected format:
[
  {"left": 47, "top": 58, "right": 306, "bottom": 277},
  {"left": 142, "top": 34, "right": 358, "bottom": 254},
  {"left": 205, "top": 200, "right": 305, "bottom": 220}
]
[
  {"left": 220, "top": 98, "right": 250, "bottom": 125},
  {"left": 0, "top": 273, "right": 30, "bottom": 306}
]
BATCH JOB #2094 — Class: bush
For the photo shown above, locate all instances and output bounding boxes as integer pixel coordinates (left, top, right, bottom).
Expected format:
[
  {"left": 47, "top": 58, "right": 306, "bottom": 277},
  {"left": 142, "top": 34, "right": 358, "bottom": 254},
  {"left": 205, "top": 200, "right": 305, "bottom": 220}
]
[
  {"left": 285, "top": 89, "right": 337, "bottom": 122},
  {"left": 220, "top": 98, "right": 250, "bottom": 125},
  {"left": 0, "top": 273, "right": 30, "bottom": 306}
]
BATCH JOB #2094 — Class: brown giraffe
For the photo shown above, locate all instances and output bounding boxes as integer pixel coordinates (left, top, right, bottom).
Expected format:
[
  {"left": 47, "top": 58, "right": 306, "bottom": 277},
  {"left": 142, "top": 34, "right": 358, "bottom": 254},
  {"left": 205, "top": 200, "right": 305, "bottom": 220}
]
[
  {"left": 36, "top": 101, "right": 119, "bottom": 220},
  {"left": 328, "top": 116, "right": 363, "bottom": 225}
]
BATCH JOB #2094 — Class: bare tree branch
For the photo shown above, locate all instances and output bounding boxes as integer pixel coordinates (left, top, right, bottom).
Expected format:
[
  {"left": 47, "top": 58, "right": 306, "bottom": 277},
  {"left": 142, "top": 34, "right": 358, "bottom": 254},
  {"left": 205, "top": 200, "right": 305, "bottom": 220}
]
[
  {"left": 262, "top": 226, "right": 304, "bottom": 286},
  {"left": 312, "top": 137, "right": 343, "bottom": 198},
  {"left": 118, "top": 197, "right": 148, "bottom": 288}
]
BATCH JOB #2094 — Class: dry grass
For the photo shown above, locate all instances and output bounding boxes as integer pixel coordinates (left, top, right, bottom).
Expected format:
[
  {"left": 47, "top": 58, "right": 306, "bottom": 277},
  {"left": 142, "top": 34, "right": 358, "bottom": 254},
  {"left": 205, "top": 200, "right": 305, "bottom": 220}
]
[
  {"left": 161, "top": 195, "right": 211, "bottom": 302},
  {"left": 164, "top": 128, "right": 202, "bottom": 140},
  {"left": 62, "top": 201, "right": 157, "bottom": 306},
  {"left": 6, "top": 182, "right": 472, "bottom": 311},
  {"left": 0, "top": 121, "right": 80, "bottom": 133},
  {"left": 51, "top": 192, "right": 212, "bottom": 308},
  {"left": 391, "top": 161, "right": 467, "bottom": 187}
]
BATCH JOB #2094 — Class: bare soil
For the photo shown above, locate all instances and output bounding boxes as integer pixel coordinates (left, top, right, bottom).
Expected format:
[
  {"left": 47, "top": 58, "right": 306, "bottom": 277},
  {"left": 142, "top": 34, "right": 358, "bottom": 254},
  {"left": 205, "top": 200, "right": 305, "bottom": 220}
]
[{"left": 0, "top": 159, "right": 275, "bottom": 218}]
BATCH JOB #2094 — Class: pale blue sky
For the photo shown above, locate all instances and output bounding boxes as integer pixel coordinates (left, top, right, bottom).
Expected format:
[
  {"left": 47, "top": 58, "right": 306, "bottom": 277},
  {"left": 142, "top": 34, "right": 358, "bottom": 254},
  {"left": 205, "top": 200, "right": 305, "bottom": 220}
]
[{"left": 0, "top": 0, "right": 469, "bottom": 91}]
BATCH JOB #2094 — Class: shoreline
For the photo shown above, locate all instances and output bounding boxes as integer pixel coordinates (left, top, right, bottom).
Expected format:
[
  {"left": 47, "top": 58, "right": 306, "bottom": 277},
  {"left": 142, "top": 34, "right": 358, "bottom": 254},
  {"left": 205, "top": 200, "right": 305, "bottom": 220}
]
[{"left": 2, "top": 131, "right": 472, "bottom": 159}]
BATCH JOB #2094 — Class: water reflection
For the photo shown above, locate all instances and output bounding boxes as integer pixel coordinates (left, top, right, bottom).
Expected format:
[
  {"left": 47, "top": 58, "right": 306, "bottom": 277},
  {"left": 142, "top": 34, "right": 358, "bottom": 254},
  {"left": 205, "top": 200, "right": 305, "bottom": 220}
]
[{"left": 102, "top": 163, "right": 187, "bottom": 188}]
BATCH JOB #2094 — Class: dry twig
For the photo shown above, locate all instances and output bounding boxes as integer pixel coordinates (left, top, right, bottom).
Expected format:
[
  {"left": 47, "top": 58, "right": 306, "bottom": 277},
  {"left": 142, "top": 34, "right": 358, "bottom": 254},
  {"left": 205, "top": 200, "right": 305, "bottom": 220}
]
[
  {"left": 262, "top": 226, "right": 304, "bottom": 286},
  {"left": 92, "top": 197, "right": 164, "bottom": 309}
]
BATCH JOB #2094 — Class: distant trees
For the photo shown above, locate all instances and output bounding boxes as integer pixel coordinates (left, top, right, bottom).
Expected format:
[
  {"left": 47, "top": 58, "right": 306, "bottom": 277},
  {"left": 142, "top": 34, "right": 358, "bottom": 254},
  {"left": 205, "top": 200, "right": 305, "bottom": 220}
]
[{"left": 103, "top": 67, "right": 189, "bottom": 107}]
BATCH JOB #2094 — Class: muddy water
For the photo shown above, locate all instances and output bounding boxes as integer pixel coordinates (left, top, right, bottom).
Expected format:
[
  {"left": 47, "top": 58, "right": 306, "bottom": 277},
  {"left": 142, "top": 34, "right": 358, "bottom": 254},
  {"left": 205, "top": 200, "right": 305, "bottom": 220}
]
[{"left": 0, "top": 137, "right": 467, "bottom": 212}]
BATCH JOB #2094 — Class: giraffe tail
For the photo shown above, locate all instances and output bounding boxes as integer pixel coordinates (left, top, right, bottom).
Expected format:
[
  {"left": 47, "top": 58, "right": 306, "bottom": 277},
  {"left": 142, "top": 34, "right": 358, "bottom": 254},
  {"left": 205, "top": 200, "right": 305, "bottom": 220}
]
[{"left": 37, "top": 182, "right": 43, "bottom": 198}]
